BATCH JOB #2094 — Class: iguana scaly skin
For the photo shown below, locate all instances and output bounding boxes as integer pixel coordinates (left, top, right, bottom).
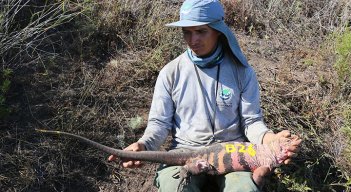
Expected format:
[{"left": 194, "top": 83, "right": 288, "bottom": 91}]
[{"left": 36, "top": 129, "right": 296, "bottom": 188}]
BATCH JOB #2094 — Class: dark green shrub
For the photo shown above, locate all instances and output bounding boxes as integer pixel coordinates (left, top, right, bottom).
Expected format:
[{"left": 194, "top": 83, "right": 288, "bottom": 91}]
[{"left": 0, "top": 69, "right": 12, "bottom": 119}]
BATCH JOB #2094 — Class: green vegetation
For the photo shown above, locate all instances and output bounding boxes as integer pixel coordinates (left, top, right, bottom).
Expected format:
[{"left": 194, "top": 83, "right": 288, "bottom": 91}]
[
  {"left": 334, "top": 29, "right": 351, "bottom": 83},
  {"left": 129, "top": 116, "right": 144, "bottom": 130},
  {"left": 333, "top": 29, "right": 351, "bottom": 189},
  {"left": 342, "top": 105, "right": 351, "bottom": 176},
  {"left": 0, "top": 0, "right": 350, "bottom": 191},
  {"left": 0, "top": 69, "right": 12, "bottom": 119}
]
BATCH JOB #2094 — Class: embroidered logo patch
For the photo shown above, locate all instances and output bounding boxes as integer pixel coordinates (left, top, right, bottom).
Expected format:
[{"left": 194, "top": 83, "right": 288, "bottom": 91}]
[{"left": 220, "top": 88, "right": 232, "bottom": 100}]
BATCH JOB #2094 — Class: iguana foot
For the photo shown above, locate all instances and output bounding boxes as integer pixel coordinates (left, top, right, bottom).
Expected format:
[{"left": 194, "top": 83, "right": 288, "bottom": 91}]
[
  {"left": 252, "top": 166, "right": 271, "bottom": 188},
  {"left": 173, "top": 166, "right": 191, "bottom": 192}
]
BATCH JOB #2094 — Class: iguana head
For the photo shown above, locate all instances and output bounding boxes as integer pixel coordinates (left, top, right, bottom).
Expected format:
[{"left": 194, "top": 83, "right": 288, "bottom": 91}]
[{"left": 274, "top": 135, "right": 300, "bottom": 164}]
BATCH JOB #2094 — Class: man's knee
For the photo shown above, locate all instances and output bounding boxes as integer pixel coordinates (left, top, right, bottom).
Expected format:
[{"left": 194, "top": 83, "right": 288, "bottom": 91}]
[
  {"left": 155, "top": 166, "right": 180, "bottom": 191},
  {"left": 219, "top": 172, "right": 260, "bottom": 192},
  {"left": 154, "top": 165, "right": 206, "bottom": 192}
]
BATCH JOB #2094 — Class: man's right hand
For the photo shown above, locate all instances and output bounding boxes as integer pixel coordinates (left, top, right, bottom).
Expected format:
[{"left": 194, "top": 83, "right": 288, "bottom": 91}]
[{"left": 108, "top": 142, "right": 146, "bottom": 168}]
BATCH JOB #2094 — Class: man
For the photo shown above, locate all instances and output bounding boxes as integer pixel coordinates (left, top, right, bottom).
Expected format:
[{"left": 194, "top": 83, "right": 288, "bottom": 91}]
[{"left": 109, "top": 0, "right": 302, "bottom": 191}]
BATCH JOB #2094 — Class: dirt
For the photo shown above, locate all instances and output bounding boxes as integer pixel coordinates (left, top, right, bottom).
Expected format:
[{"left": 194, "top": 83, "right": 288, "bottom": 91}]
[{"left": 100, "top": 163, "right": 159, "bottom": 192}]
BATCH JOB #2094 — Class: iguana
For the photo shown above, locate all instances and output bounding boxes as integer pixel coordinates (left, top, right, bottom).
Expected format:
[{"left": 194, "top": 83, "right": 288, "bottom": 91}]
[{"left": 36, "top": 129, "right": 298, "bottom": 190}]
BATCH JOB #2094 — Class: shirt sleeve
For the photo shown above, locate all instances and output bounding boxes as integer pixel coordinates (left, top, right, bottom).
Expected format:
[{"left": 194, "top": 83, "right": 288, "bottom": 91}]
[
  {"left": 137, "top": 66, "right": 175, "bottom": 151},
  {"left": 240, "top": 66, "right": 272, "bottom": 144}
]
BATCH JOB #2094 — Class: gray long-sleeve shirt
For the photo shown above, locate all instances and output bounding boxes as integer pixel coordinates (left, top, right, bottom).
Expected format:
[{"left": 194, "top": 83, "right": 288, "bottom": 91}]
[{"left": 138, "top": 52, "right": 272, "bottom": 151}]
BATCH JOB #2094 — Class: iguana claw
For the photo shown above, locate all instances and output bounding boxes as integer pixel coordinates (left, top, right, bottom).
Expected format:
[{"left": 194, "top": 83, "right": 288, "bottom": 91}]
[{"left": 174, "top": 166, "right": 191, "bottom": 192}]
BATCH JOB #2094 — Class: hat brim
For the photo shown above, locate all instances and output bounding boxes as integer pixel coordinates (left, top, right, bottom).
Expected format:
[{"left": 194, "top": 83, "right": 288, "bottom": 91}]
[{"left": 166, "top": 20, "right": 211, "bottom": 27}]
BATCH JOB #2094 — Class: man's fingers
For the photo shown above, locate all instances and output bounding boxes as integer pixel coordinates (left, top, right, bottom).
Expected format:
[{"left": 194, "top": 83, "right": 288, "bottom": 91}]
[
  {"left": 109, "top": 156, "right": 140, "bottom": 168},
  {"left": 283, "top": 159, "right": 292, "bottom": 164},
  {"left": 288, "top": 145, "right": 301, "bottom": 153},
  {"left": 122, "top": 160, "right": 133, "bottom": 168},
  {"left": 290, "top": 134, "right": 299, "bottom": 140},
  {"left": 285, "top": 138, "right": 302, "bottom": 153},
  {"left": 283, "top": 151, "right": 299, "bottom": 165},
  {"left": 279, "top": 134, "right": 302, "bottom": 146},
  {"left": 287, "top": 151, "right": 298, "bottom": 158},
  {"left": 291, "top": 138, "right": 303, "bottom": 146},
  {"left": 277, "top": 130, "right": 291, "bottom": 138},
  {"left": 134, "top": 160, "right": 142, "bottom": 166},
  {"left": 108, "top": 142, "right": 146, "bottom": 168},
  {"left": 108, "top": 155, "right": 117, "bottom": 162},
  {"left": 122, "top": 160, "right": 143, "bottom": 168},
  {"left": 285, "top": 140, "right": 302, "bottom": 155},
  {"left": 283, "top": 152, "right": 298, "bottom": 164}
]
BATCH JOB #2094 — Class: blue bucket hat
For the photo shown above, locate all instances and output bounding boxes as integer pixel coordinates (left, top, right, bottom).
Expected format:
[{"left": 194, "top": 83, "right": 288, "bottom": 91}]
[{"left": 166, "top": 0, "right": 249, "bottom": 67}]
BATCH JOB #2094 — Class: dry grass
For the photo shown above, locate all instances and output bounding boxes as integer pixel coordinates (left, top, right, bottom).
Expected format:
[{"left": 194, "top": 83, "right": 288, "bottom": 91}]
[
  {"left": 0, "top": 0, "right": 351, "bottom": 191},
  {"left": 0, "top": 0, "right": 80, "bottom": 69}
]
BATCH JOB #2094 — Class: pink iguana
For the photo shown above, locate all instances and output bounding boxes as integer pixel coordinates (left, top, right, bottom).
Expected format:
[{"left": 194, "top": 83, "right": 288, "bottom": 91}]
[{"left": 36, "top": 129, "right": 299, "bottom": 190}]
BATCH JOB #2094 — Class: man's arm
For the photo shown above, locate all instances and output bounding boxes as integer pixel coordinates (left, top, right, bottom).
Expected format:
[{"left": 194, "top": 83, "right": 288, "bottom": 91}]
[
  {"left": 137, "top": 65, "right": 175, "bottom": 151},
  {"left": 240, "top": 66, "right": 271, "bottom": 144}
]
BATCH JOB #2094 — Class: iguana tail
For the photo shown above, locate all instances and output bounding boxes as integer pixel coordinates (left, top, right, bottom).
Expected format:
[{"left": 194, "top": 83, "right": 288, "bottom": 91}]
[{"left": 36, "top": 129, "right": 190, "bottom": 165}]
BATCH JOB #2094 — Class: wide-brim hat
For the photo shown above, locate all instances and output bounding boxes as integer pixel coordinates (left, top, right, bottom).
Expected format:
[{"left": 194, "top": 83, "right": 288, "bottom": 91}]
[{"left": 166, "top": 0, "right": 249, "bottom": 67}]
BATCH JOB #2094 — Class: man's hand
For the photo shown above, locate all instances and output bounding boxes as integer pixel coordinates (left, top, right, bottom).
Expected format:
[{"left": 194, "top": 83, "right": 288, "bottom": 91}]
[
  {"left": 262, "top": 130, "right": 302, "bottom": 164},
  {"left": 108, "top": 142, "right": 146, "bottom": 168}
]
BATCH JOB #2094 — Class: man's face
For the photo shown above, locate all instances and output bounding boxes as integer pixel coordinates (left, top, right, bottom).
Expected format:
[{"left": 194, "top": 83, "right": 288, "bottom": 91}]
[{"left": 182, "top": 25, "right": 221, "bottom": 57}]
